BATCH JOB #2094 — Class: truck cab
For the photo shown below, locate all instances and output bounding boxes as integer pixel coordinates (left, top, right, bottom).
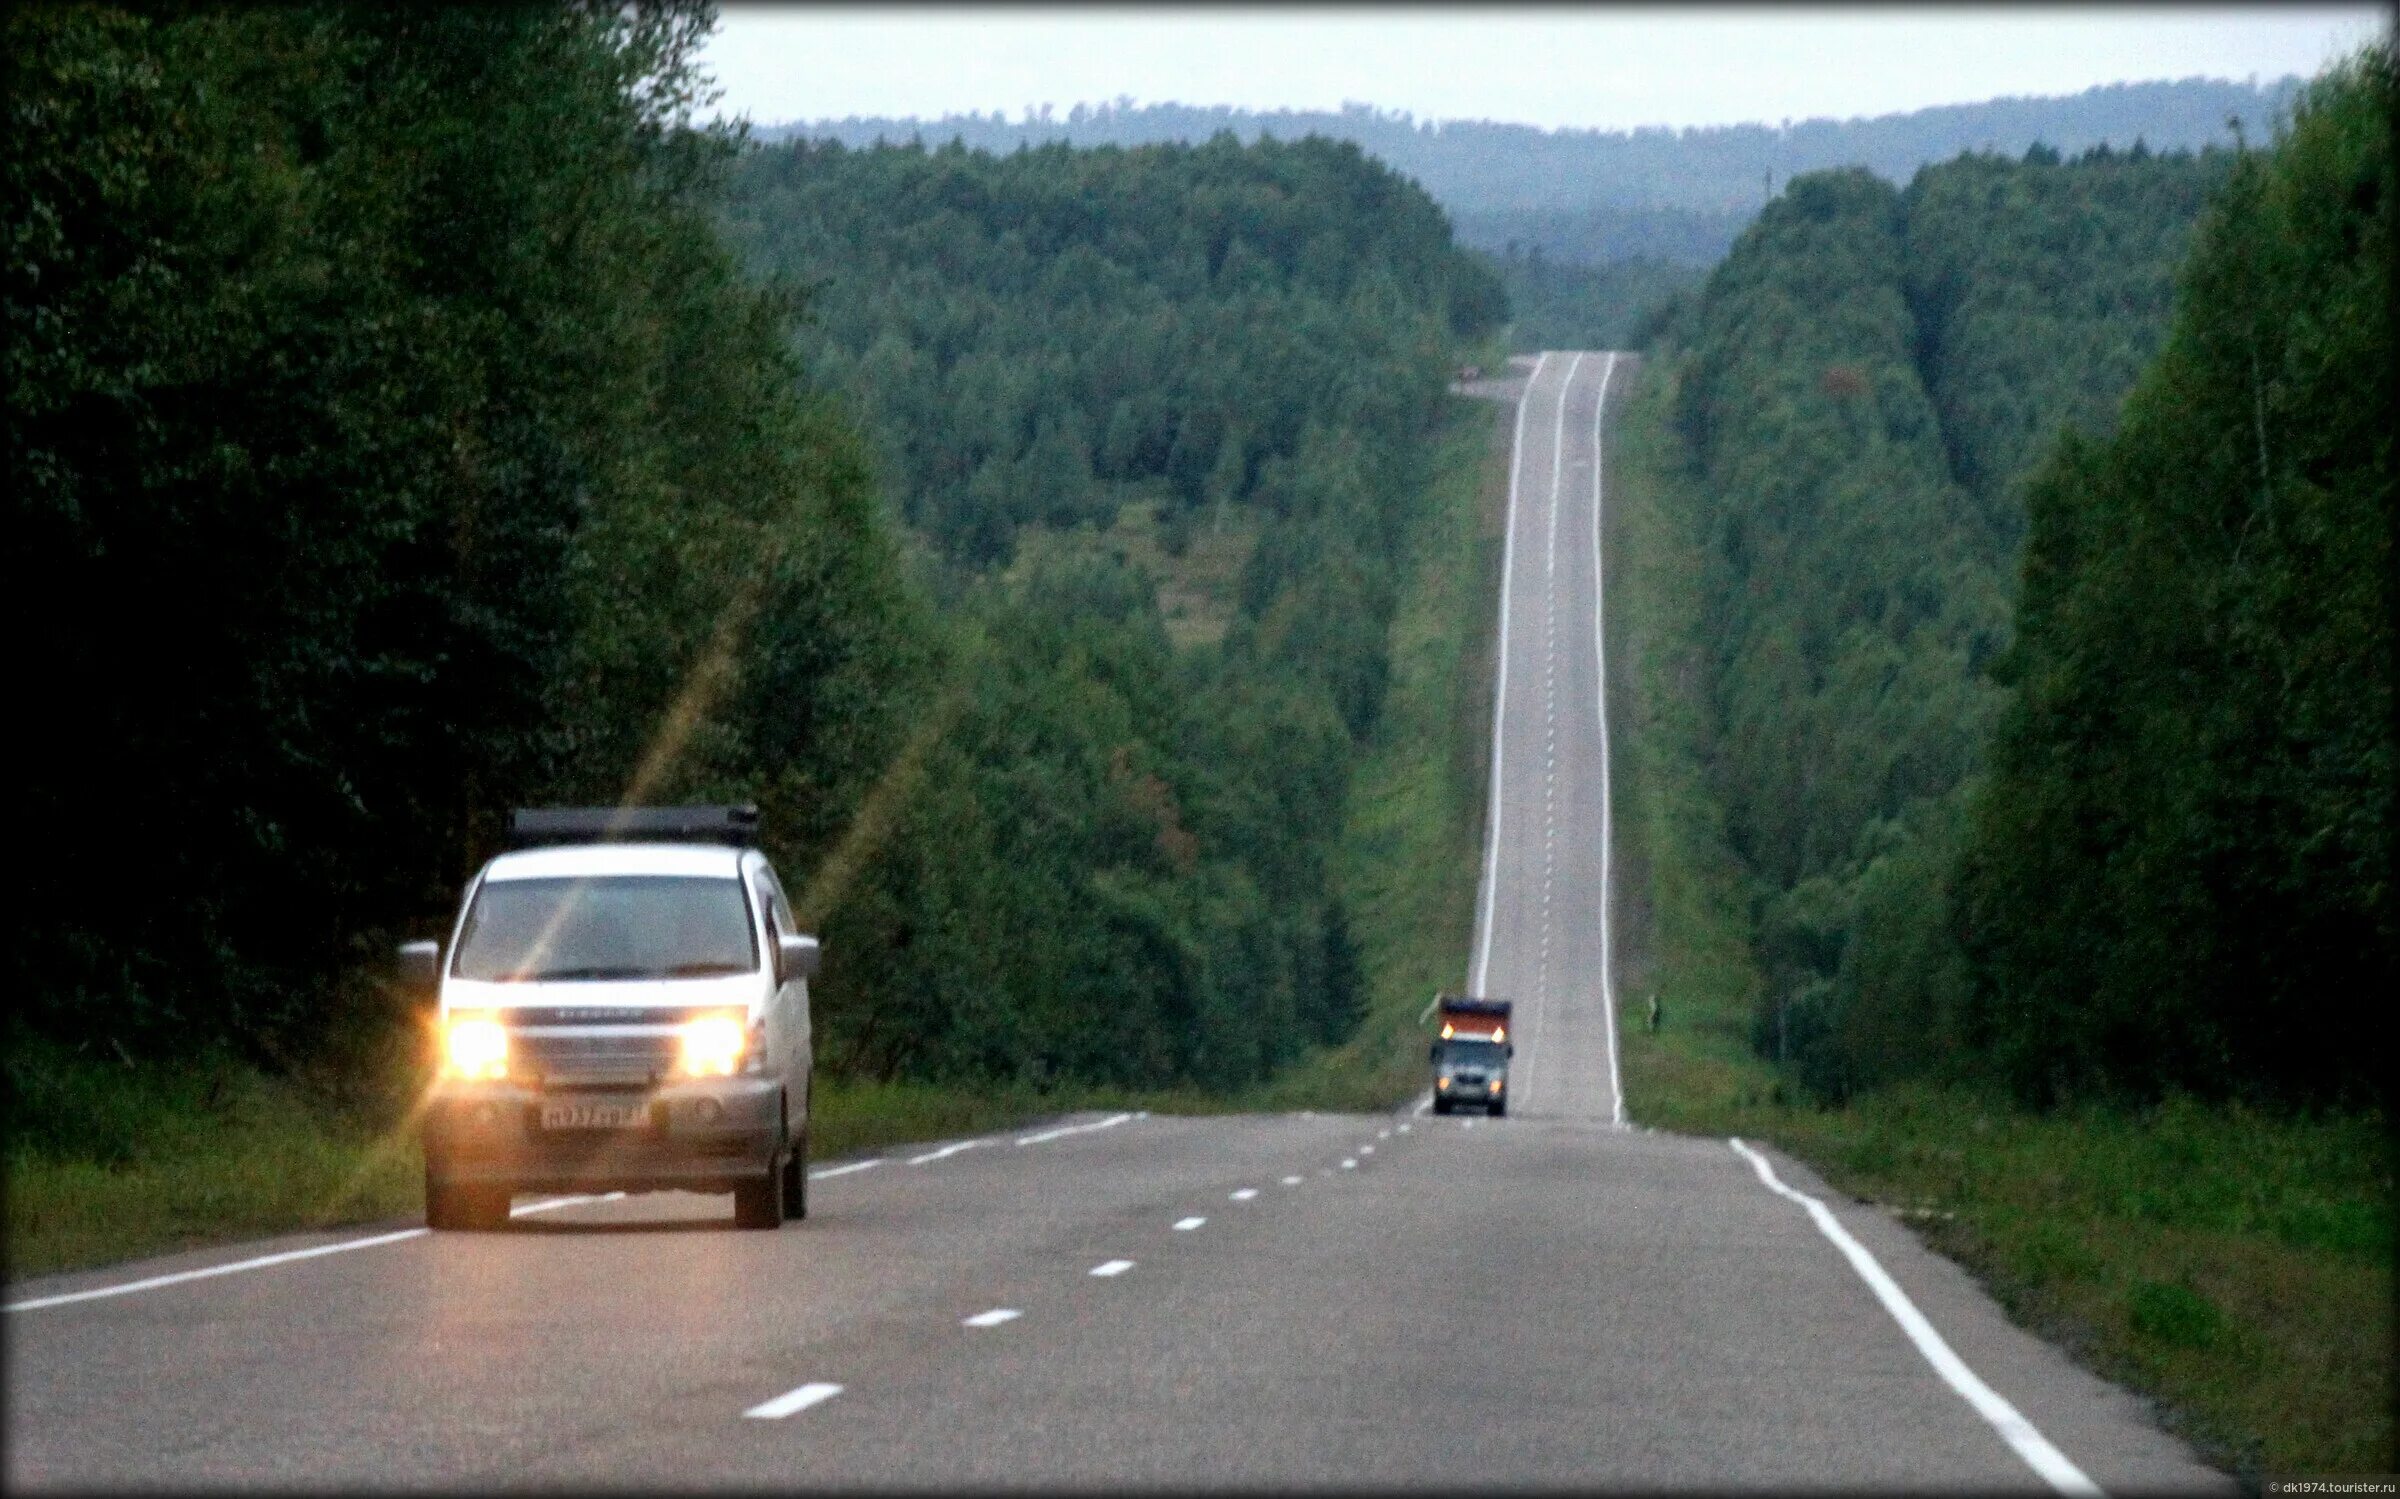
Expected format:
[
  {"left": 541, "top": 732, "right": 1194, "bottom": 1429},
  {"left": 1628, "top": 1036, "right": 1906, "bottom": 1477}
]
[
  {"left": 1430, "top": 994, "right": 1513, "bottom": 1116},
  {"left": 399, "top": 805, "right": 818, "bottom": 1231}
]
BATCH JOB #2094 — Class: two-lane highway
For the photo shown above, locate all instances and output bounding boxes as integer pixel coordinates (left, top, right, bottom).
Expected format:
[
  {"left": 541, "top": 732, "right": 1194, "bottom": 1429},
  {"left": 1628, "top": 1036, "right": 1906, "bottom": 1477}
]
[
  {"left": 4, "top": 355, "right": 2232, "bottom": 1493},
  {"left": 1472, "top": 349, "right": 1627, "bottom": 1125}
]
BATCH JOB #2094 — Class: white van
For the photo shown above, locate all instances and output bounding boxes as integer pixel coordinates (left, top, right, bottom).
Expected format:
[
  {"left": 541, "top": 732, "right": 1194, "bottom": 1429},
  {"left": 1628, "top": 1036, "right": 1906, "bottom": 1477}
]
[{"left": 400, "top": 806, "right": 817, "bottom": 1230}]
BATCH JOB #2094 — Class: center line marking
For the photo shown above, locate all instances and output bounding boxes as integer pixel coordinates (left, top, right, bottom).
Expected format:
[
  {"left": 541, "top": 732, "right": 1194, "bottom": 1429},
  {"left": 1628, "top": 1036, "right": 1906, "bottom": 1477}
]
[
  {"left": 1090, "top": 1259, "right": 1135, "bottom": 1277},
  {"left": 1358, "top": 1145, "right": 1374, "bottom": 1155},
  {"left": 1340, "top": 1158, "right": 1358, "bottom": 1169},
  {"left": 744, "top": 1382, "right": 843, "bottom": 1420},
  {"left": 962, "top": 1308, "right": 1021, "bottom": 1328},
  {"left": 1281, "top": 1175, "right": 1304, "bottom": 1185},
  {"left": 809, "top": 1159, "right": 880, "bottom": 1179},
  {"left": 1230, "top": 1188, "right": 1258, "bottom": 1201},
  {"left": 1173, "top": 1216, "right": 1207, "bottom": 1231},
  {"left": 1396, "top": 1124, "right": 1412, "bottom": 1134}
]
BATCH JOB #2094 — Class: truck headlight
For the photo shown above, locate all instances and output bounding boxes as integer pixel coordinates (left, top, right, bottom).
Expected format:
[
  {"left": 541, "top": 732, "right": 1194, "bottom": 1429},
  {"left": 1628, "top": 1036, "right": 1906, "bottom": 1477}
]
[
  {"left": 679, "top": 1012, "right": 750, "bottom": 1077},
  {"left": 1489, "top": 1076, "right": 1504, "bottom": 1092},
  {"left": 444, "top": 1014, "right": 508, "bottom": 1080},
  {"left": 1437, "top": 1074, "right": 1452, "bottom": 1090}
]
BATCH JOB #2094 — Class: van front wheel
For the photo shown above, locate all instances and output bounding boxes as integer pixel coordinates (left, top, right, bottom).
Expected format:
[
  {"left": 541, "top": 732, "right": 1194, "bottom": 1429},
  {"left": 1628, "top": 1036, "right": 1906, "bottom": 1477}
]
[{"left": 734, "top": 1158, "right": 785, "bottom": 1230}]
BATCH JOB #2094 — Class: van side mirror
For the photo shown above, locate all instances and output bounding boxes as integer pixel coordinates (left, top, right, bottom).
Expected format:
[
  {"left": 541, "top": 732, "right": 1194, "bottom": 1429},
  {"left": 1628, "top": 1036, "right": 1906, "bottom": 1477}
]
[
  {"left": 396, "top": 940, "right": 441, "bottom": 997},
  {"left": 777, "top": 933, "right": 821, "bottom": 983},
  {"left": 1428, "top": 1041, "right": 1441, "bottom": 1064},
  {"left": 1507, "top": 1043, "right": 1516, "bottom": 1058}
]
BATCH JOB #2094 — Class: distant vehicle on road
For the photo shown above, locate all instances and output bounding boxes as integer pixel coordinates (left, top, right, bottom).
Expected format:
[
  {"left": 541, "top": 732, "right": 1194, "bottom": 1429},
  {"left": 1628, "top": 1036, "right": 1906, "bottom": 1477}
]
[
  {"left": 1430, "top": 994, "right": 1512, "bottom": 1116},
  {"left": 397, "top": 805, "right": 818, "bottom": 1231}
]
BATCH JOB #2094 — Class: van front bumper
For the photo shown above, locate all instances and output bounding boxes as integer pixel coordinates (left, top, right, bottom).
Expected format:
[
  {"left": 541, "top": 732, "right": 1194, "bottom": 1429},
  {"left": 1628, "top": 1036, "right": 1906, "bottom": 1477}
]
[{"left": 424, "top": 1076, "right": 785, "bottom": 1194}]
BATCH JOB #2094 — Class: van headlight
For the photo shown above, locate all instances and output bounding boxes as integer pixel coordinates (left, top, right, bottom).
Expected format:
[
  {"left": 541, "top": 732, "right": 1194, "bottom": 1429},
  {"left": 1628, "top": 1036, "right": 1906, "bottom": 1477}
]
[
  {"left": 679, "top": 1012, "right": 752, "bottom": 1077},
  {"left": 444, "top": 1013, "right": 509, "bottom": 1080}
]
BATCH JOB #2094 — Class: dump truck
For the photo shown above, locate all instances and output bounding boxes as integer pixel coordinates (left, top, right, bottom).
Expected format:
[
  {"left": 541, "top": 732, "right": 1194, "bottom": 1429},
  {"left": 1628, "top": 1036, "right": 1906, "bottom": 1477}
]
[{"left": 1429, "top": 994, "right": 1513, "bottom": 1116}]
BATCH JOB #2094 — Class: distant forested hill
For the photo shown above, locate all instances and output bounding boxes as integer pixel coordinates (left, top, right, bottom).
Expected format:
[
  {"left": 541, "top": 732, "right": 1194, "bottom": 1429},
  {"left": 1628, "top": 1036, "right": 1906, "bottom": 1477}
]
[
  {"left": 1649, "top": 139, "right": 2234, "bottom": 1099},
  {"left": 717, "top": 134, "right": 1503, "bottom": 1086},
  {"left": 756, "top": 76, "right": 2304, "bottom": 264}
]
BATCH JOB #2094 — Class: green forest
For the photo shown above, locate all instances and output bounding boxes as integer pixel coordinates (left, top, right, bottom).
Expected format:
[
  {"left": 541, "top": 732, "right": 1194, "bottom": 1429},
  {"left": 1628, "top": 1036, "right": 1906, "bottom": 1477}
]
[
  {"left": 1647, "top": 52, "right": 2392, "bottom": 1110},
  {"left": 7, "top": 2, "right": 1503, "bottom": 1134}
]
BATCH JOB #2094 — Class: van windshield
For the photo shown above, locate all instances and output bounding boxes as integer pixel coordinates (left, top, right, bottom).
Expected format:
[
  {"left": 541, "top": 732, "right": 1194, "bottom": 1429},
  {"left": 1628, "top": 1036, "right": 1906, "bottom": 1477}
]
[
  {"left": 1441, "top": 1037, "right": 1507, "bottom": 1068},
  {"left": 452, "top": 876, "right": 757, "bottom": 982}
]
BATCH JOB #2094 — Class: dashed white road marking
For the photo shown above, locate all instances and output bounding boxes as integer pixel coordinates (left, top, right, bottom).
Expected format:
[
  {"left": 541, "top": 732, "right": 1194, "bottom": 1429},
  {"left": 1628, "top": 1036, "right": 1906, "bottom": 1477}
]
[
  {"left": 1173, "top": 1216, "right": 1207, "bottom": 1231},
  {"left": 907, "top": 1139, "right": 988, "bottom": 1166},
  {"left": 1089, "top": 1259, "right": 1135, "bottom": 1278},
  {"left": 809, "top": 1160, "right": 880, "bottom": 1180},
  {"left": 744, "top": 1382, "right": 843, "bottom": 1420},
  {"left": 1230, "top": 1188, "right": 1258, "bottom": 1201},
  {"left": 1729, "top": 1139, "right": 2099, "bottom": 1495},
  {"left": 1358, "top": 1145, "right": 1374, "bottom": 1156},
  {"left": 1376, "top": 1130, "right": 1390, "bottom": 1139},
  {"left": 962, "top": 1308, "right": 1022, "bottom": 1328},
  {"left": 1340, "top": 1158, "right": 1358, "bottom": 1170},
  {"left": 1016, "top": 1112, "right": 1136, "bottom": 1146},
  {"left": 1280, "top": 1175, "right": 1304, "bottom": 1186}
]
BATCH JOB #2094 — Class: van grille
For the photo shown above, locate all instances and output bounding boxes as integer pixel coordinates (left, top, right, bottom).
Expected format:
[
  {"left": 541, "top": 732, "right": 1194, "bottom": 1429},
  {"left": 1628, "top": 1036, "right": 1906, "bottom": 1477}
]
[{"left": 509, "top": 1029, "right": 679, "bottom": 1084}]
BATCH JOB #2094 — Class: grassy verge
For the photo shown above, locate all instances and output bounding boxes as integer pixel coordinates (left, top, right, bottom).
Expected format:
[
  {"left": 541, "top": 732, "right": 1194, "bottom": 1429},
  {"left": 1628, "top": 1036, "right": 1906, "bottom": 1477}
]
[{"left": 1608, "top": 354, "right": 2396, "bottom": 1479}]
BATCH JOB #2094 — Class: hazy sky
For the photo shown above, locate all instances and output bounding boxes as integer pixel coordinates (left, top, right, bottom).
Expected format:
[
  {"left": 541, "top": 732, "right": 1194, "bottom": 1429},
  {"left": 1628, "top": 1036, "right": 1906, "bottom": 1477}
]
[{"left": 699, "top": 5, "right": 2386, "bottom": 133}]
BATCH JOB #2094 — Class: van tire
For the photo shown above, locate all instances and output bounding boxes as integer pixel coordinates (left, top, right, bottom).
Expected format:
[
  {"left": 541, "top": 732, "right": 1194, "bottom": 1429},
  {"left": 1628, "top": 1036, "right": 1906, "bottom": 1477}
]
[
  {"left": 734, "top": 1158, "right": 785, "bottom": 1230},
  {"left": 781, "top": 1131, "right": 808, "bottom": 1221},
  {"left": 426, "top": 1175, "right": 509, "bottom": 1231}
]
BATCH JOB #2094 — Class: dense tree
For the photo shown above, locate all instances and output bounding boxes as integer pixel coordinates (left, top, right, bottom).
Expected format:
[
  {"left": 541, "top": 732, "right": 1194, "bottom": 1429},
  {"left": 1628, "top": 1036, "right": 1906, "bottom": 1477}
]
[
  {"left": 1655, "top": 131, "right": 2245, "bottom": 1098},
  {"left": 8, "top": 3, "right": 920, "bottom": 1063},
  {"left": 718, "top": 132, "right": 1493, "bottom": 1087},
  {"left": 1956, "top": 49, "right": 2394, "bottom": 1108}
]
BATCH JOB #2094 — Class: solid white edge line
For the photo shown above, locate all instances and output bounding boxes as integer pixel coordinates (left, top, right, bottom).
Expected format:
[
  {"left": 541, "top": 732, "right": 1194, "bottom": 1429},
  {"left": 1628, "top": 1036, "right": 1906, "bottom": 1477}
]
[
  {"left": 1090, "top": 1259, "right": 1135, "bottom": 1277},
  {"left": 1473, "top": 351, "right": 1548, "bottom": 995},
  {"left": 809, "top": 1159, "right": 881, "bottom": 1179},
  {"left": 1589, "top": 350, "right": 1628, "bottom": 1130},
  {"left": 8, "top": 1186, "right": 656, "bottom": 1313},
  {"left": 1016, "top": 1111, "right": 1135, "bottom": 1146},
  {"left": 511, "top": 1192, "right": 621, "bottom": 1217},
  {"left": 744, "top": 1381, "right": 843, "bottom": 1420},
  {"left": 907, "top": 1138, "right": 987, "bottom": 1166},
  {"left": 1728, "top": 1139, "right": 2102, "bottom": 1496},
  {"left": 962, "top": 1308, "right": 1021, "bottom": 1328},
  {"left": 6, "top": 1228, "right": 430, "bottom": 1313}
]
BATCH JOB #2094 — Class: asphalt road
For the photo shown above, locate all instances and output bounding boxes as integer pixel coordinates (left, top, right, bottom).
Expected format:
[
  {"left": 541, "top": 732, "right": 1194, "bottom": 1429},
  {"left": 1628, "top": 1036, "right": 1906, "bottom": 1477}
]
[{"left": 3, "top": 353, "right": 2231, "bottom": 1494}]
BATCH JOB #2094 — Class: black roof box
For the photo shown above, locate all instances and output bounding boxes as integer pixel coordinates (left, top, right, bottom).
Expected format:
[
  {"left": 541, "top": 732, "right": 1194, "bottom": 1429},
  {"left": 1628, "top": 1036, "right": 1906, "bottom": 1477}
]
[{"left": 507, "top": 804, "right": 761, "bottom": 849}]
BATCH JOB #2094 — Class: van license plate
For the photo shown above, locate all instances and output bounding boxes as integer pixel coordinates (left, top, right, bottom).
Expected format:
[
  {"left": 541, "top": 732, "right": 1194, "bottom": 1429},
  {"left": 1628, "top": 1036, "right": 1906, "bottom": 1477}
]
[{"left": 539, "top": 1101, "right": 648, "bottom": 1130}]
